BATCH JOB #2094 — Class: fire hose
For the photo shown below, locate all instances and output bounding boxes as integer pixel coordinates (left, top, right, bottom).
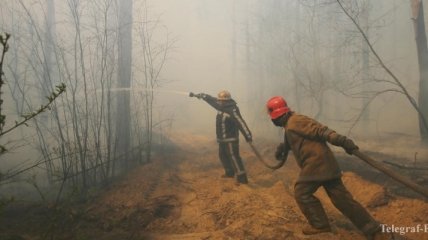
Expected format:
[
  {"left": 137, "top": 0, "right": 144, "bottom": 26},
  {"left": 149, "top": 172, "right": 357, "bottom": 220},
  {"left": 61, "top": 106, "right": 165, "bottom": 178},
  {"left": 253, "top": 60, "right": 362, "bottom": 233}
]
[
  {"left": 189, "top": 92, "right": 286, "bottom": 170},
  {"left": 249, "top": 143, "right": 428, "bottom": 198},
  {"left": 352, "top": 150, "right": 428, "bottom": 199},
  {"left": 188, "top": 91, "right": 427, "bottom": 197},
  {"left": 248, "top": 142, "right": 286, "bottom": 170}
]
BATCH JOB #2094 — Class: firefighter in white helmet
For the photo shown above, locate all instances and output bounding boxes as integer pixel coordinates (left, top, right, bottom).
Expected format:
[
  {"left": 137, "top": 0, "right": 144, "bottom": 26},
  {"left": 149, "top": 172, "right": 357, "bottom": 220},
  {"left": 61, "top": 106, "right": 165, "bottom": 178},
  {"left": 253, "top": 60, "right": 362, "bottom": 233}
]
[{"left": 190, "top": 90, "right": 252, "bottom": 184}]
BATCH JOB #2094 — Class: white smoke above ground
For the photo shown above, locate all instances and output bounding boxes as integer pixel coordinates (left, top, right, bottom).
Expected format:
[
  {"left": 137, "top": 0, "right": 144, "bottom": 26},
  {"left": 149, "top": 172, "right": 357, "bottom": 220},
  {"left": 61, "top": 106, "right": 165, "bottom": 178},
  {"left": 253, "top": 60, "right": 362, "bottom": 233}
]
[
  {"left": 0, "top": 0, "right": 421, "bottom": 141},
  {"left": 0, "top": 0, "right": 427, "bottom": 200},
  {"left": 149, "top": 0, "right": 421, "bottom": 141}
]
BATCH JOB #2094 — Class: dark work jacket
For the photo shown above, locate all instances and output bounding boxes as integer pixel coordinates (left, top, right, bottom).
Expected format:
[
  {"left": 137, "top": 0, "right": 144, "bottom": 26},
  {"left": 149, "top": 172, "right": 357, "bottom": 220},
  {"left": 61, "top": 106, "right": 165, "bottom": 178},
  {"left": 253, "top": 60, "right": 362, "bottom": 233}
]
[
  {"left": 202, "top": 94, "right": 252, "bottom": 143},
  {"left": 282, "top": 113, "right": 342, "bottom": 182}
]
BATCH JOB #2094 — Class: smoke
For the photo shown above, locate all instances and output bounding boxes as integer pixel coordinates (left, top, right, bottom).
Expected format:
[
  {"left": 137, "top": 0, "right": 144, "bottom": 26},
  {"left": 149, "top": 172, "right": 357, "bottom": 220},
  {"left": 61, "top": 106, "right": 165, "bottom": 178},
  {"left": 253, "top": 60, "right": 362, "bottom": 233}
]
[
  {"left": 95, "top": 87, "right": 190, "bottom": 96},
  {"left": 0, "top": 0, "right": 426, "bottom": 201}
]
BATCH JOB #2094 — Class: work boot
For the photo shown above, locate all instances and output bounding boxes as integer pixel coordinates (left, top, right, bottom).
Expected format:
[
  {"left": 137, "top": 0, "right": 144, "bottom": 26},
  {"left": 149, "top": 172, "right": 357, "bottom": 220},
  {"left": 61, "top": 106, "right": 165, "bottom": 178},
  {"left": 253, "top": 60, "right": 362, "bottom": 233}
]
[
  {"left": 237, "top": 174, "right": 248, "bottom": 184},
  {"left": 296, "top": 200, "right": 330, "bottom": 234},
  {"left": 302, "top": 224, "right": 332, "bottom": 235}
]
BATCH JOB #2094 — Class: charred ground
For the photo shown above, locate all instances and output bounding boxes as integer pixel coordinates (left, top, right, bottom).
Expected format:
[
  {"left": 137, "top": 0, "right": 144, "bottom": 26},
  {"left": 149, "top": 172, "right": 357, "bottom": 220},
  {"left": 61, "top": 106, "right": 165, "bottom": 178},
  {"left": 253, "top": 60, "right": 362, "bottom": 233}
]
[{"left": 0, "top": 132, "right": 427, "bottom": 240}]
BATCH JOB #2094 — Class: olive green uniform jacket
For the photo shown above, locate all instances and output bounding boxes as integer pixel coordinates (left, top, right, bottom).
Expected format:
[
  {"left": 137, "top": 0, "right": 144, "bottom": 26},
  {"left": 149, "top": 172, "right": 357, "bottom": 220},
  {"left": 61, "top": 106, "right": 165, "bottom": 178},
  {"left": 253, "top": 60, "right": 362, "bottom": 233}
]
[{"left": 283, "top": 113, "right": 342, "bottom": 182}]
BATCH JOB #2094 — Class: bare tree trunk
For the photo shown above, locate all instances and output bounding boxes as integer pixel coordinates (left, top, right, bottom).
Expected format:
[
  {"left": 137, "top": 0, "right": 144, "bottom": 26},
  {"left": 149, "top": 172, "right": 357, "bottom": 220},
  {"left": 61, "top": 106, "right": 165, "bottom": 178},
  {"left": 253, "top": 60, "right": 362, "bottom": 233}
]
[
  {"left": 232, "top": 1, "right": 237, "bottom": 79},
  {"left": 312, "top": 1, "right": 326, "bottom": 121},
  {"left": 361, "top": 1, "right": 370, "bottom": 126},
  {"left": 115, "top": 0, "right": 133, "bottom": 170},
  {"left": 293, "top": 1, "right": 302, "bottom": 111},
  {"left": 137, "top": 2, "right": 171, "bottom": 163},
  {"left": 43, "top": 0, "right": 55, "bottom": 95},
  {"left": 244, "top": 1, "right": 254, "bottom": 120},
  {"left": 116, "top": 0, "right": 132, "bottom": 169},
  {"left": 43, "top": 0, "right": 56, "bottom": 184},
  {"left": 336, "top": 0, "right": 428, "bottom": 141},
  {"left": 411, "top": 0, "right": 428, "bottom": 142}
]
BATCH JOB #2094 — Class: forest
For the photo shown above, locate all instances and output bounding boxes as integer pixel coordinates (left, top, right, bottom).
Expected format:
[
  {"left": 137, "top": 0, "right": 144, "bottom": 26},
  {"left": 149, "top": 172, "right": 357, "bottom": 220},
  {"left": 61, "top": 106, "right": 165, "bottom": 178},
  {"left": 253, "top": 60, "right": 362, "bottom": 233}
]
[{"left": 0, "top": 0, "right": 427, "bottom": 239}]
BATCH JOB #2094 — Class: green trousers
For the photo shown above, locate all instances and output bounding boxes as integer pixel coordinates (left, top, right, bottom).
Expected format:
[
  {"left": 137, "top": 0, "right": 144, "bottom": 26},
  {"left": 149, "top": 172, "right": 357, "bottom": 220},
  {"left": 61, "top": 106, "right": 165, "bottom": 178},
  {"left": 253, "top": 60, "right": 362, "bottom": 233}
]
[{"left": 294, "top": 178, "right": 379, "bottom": 236}]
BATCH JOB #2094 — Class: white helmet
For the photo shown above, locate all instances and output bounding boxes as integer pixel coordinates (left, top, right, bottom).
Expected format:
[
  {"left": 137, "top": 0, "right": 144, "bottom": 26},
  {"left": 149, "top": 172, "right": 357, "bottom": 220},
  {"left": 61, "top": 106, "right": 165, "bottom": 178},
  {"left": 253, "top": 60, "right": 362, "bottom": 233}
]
[{"left": 217, "top": 90, "right": 231, "bottom": 101}]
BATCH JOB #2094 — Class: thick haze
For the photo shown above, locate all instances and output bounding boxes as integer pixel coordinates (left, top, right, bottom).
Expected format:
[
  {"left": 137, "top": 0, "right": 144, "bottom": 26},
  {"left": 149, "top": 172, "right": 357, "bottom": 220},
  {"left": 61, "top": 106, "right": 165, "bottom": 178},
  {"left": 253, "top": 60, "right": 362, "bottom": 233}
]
[
  {"left": 0, "top": 0, "right": 421, "bottom": 139},
  {"left": 149, "top": 0, "right": 421, "bottom": 140},
  {"left": 148, "top": 0, "right": 252, "bottom": 136},
  {"left": 0, "top": 0, "right": 426, "bottom": 196}
]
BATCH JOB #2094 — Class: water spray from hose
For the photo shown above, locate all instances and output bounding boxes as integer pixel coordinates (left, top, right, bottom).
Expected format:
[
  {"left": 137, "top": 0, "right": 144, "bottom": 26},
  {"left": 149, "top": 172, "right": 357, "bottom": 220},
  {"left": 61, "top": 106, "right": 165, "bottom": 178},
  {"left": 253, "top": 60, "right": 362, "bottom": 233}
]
[{"left": 94, "top": 87, "right": 190, "bottom": 96}]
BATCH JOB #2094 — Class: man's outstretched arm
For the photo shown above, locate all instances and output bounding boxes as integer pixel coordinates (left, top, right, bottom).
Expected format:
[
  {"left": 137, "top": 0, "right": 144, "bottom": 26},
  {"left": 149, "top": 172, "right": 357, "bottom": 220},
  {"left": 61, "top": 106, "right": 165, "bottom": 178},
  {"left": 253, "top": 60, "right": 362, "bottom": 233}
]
[{"left": 189, "top": 92, "right": 223, "bottom": 111}]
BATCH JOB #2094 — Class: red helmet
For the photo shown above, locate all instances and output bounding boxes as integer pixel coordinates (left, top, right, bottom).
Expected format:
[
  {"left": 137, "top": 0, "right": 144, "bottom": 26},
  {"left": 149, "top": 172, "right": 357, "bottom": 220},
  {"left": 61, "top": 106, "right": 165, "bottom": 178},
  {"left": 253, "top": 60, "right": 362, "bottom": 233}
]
[{"left": 266, "top": 96, "right": 290, "bottom": 119}]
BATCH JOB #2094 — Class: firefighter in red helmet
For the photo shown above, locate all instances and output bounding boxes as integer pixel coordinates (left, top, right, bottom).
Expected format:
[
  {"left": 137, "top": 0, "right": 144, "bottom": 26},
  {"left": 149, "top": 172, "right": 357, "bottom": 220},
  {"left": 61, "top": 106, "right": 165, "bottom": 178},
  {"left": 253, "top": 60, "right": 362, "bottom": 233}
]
[
  {"left": 190, "top": 90, "right": 252, "bottom": 184},
  {"left": 266, "top": 96, "right": 389, "bottom": 240}
]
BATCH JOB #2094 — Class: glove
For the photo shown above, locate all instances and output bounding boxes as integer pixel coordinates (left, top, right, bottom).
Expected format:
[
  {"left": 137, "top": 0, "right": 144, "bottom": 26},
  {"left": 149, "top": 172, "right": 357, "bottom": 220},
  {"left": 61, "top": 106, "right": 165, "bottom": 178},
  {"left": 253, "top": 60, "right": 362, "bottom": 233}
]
[
  {"left": 328, "top": 133, "right": 359, "bottom": 155},
  {"left": 342, "top": 138, "right": 359, "bottom": 155},
  {"left": 275, "top": 143, "right": 286, "bottom": 160}
]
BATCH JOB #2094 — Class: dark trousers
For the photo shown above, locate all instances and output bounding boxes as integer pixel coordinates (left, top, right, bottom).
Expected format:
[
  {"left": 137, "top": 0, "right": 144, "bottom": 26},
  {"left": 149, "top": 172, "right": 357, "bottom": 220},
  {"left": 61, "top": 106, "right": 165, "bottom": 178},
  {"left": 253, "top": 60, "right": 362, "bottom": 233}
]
[
  {"left": 294, "top": 178, "right": 379, "bottom": 235},
  {"left": 219, "top": 142, "right": 247, "bottom": 183}
]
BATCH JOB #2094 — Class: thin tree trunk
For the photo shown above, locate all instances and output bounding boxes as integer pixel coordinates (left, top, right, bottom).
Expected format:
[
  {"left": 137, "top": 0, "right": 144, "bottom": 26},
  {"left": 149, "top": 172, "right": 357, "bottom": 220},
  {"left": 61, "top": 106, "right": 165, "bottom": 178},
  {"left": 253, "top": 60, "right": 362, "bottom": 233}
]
[
  {"left": 336, "top": 0, "right": 428, "bottom": 142},
  {"left": 293, "top": 1, "right": 302, "bottom": 111},
  {"left": 115, "top": 0, "right": 133, "bottom": 170},
  {"left": 361, "top": 2, "right": 370, "bottom": 125},
  {"left": 411, "top": 0, "right": 428, "bottom": 142}
]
